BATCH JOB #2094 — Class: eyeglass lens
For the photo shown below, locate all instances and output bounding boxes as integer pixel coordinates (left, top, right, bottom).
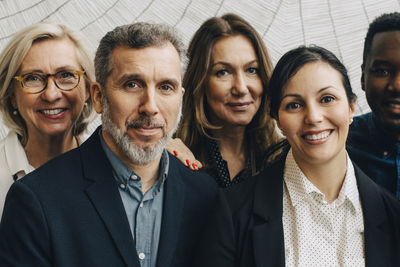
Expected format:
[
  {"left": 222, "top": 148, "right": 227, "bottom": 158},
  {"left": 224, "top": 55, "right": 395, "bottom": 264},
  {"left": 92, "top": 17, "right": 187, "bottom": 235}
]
[{"left": 22, "top": 71, "right": 80, "bottom": 92}]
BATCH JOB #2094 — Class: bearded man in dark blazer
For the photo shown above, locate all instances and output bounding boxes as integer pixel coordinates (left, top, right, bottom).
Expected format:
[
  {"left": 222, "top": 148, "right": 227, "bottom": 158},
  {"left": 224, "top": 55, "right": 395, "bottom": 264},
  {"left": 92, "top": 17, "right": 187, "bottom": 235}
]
[{"left": 0, "top": 22, "right": 217, "bottom": 267}]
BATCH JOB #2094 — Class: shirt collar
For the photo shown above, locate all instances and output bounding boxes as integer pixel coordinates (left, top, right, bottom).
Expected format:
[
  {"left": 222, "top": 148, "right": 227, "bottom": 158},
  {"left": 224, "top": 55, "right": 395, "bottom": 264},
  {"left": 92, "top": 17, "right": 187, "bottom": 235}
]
[
  {"left": 99, "top": 130, "right": 169, "bottom": 191},
  {"left": 5, "top": 131, "right": 34, "bottom": 180},
  {"left": 284, "top": 148, "right": 362, "bottom": 213}
]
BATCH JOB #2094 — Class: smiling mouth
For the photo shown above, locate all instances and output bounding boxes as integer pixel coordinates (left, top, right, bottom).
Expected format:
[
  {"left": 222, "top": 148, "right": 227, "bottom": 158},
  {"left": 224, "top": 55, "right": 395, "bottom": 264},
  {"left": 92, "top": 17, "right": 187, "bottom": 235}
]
[
  {"left": 303, "top": 130, "right": 332, "bottom": 141},
  {"left": 388, "top": 102, "right": 400, "bottom": 109},
  {"left": 39, "top": 108, "right": 66, "bottom": 115}
]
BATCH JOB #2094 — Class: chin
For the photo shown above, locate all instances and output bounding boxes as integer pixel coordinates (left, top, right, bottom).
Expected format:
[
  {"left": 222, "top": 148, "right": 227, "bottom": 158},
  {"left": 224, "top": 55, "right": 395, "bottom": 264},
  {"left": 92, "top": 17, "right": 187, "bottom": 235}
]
[{"left": 40, "top": 127, "right": 72, "bottom": 137}]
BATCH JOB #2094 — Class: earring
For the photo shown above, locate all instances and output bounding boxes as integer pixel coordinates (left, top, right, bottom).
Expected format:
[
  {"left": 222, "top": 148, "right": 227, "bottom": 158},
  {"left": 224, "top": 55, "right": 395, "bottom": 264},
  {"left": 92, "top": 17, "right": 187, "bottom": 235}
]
[{"left": 12, "top": 109, "right": 18, "bottom": 115}]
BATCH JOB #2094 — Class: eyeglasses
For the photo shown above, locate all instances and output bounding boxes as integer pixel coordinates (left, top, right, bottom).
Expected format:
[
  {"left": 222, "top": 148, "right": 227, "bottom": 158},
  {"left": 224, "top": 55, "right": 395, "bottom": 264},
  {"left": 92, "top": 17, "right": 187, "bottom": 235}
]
[{"left": 14, "top": 70, "right": 85, "bottom": 94}]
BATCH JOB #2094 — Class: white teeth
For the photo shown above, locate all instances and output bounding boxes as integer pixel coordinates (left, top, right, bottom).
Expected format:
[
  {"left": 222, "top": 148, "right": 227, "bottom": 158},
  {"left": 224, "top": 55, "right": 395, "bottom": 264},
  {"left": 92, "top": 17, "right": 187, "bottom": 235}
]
[
  {"left": 304, "top": 131, "right": 330, "bottom": 141},
  {"left": 41, "top": 109, "right": 64, "bottom": 115},
  {"left": 389, "top": 103, "right": 400, "bottom": 108}
]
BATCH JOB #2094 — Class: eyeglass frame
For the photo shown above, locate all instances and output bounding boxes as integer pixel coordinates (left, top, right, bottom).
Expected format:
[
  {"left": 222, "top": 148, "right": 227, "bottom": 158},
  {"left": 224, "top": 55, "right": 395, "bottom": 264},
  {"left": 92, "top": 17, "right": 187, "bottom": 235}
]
[{"left": 14, "top": 70, "right": 85, "bottom": 94}]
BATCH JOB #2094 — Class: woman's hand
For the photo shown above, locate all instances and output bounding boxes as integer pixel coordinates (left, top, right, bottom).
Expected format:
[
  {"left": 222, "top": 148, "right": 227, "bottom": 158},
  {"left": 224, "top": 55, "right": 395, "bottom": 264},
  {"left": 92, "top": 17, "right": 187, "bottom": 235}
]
[{"left": 166, "top": 138, "right": 202, "bottom": 170}]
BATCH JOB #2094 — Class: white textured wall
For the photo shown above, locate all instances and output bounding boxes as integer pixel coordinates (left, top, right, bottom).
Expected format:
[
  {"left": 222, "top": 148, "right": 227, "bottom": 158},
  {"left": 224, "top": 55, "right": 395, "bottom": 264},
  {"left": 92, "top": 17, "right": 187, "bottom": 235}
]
[{"left": 0, "top": 0, "right": 399, "bottom": 139}]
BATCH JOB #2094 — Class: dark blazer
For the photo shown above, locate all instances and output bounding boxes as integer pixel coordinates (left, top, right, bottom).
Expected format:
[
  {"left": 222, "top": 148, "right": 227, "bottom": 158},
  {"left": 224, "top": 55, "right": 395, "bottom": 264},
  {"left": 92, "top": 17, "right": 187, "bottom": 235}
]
[
  {"left": 194, "top": 155, "right": 400, "bottom": 267},
  {"left": 0, "top": 127, "right": 218, "bottom": 267}
]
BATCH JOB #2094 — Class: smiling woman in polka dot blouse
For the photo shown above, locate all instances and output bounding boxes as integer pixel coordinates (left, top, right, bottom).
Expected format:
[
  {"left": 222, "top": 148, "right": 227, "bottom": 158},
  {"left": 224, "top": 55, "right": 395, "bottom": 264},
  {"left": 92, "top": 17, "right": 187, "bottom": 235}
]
[{"left": 193, "top": 46, "right": 400, "bottom": 267}]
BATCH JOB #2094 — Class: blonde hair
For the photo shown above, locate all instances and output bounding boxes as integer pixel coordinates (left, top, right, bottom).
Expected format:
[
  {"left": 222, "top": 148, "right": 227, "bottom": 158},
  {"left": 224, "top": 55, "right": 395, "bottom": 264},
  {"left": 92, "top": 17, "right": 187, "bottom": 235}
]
[{"left": 0, "top": 22, "right": 95, "bottom": 145}]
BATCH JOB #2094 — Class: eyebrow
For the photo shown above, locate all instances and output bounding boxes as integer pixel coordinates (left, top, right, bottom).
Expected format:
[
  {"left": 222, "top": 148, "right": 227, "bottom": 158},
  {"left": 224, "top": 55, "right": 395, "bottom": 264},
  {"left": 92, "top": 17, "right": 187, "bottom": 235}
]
[
  {"left": 118, "top": 73, "right": 142, "bottom": 83},
  {"left": 20, "top": 65, "right": 80, "bottom": 75},
  {"left": 211, "top": 59, "right": 258, "bottom": 68},
  {"left": 159, "top": 78, "right": 180, "bottom": 88},
  {"left": 370, "top": 59, "right": 392, "bottom": 67},
  {"left": 281, "top": 86, "right": 333, "bottom": 99},
  {"left": 118, "top": 73, "right": 180, "bottom": 88}
]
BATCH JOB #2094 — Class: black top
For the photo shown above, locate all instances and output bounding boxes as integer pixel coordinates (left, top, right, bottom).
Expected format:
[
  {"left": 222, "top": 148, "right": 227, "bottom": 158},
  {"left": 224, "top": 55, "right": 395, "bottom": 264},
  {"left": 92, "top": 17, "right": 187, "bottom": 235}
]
[{"left": 205, "top": 138, "right": 251, "bottom": 188}]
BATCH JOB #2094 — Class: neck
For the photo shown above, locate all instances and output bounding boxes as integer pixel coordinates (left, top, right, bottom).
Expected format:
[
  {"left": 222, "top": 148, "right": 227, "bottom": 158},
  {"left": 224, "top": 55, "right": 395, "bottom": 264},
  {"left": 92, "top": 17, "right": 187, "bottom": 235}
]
[
  {"left": 24, "top": 131, "right": 78, "bottom": 168},
  {"left": 211, "top": 125, "right": 246, "bottom": 152},
  {"left": 293, "top": 148, "right": 348, "bottom": 203},
  {"left": 211, "top": 125, "right": 247, "bottom": 179}
]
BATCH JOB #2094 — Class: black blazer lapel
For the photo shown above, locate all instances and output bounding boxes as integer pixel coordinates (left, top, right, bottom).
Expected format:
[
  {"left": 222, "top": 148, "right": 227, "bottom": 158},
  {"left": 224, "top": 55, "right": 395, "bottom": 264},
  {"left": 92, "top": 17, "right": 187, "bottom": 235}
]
[
  {"left": 81, "top": 128, "right": 140, "bottom": 267},
  {"left": 156, "top": 156, "right": 185, "bottom": 267},
  {"left": 355, "top": 164, "right": 391, "bottom": 266},
  {"left": 252, "top": 159, "right": 285, "bottom": 267}
]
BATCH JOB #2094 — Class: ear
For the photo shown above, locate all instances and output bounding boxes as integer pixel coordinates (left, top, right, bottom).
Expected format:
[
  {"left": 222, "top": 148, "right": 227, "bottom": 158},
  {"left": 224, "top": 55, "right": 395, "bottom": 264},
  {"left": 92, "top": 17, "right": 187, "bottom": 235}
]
[
  {"left": 276, "top": 119, "right": 285, "bottom": 136},
  {"left": 84, "top": 82, "right": 90, "bottom": 102},
  {"left": 360, "top": 65, "right": 366, "bottom": 92},
  {"left": 349, "top": 98, "right": 357, "bottom": 124},
  {"left": 90, "top": 82, "right": 104, "bottom": 114},
  {"left": 10, "top": 93, "right": 17, "bottom": 109},
  {"left": 181, "top": 87, "right": 185, "bottom": 95}
]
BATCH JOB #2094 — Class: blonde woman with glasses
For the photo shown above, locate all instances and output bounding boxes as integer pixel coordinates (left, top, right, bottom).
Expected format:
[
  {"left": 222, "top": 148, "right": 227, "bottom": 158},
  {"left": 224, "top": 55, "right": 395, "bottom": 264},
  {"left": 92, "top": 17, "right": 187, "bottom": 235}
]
[{"left": 0, "top": 22, "right": 96, "bottom": 216}]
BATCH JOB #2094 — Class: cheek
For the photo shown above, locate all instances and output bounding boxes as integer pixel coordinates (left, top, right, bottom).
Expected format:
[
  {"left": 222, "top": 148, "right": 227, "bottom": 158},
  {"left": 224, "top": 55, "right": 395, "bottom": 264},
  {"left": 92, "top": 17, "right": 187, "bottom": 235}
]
[
  {"left": 14, "top": 92, "right": 36, "bottom": 112},
  {"left": 277, "top": 112, "right": 297, "bottom": 136},
  {"left": 206, "top": 78, "right": 229, "bottom": 100},
  {"left": 365, "top": 77, "right": 386, "bottom": 96},
  {"left": 69, "top": 89, "right": 87, "bottom": 113}
]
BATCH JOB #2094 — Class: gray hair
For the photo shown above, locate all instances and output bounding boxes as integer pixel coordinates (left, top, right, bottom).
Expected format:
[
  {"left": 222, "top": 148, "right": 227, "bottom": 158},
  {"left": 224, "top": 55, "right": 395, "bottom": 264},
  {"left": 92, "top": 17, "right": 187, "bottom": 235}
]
[
  {"left": 0, "top": 22, "right": 95, "bottom": 144},
  {"left": 94, "top": 22, "right": 186, "bottom": 89}
]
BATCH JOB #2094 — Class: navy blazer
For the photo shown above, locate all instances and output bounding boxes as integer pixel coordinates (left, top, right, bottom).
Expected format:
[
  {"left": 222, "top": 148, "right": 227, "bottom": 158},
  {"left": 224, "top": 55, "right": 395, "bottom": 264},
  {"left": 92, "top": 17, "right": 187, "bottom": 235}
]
[
  {"left": 194, "top": 155, "right": 400, "bottom": 267},
  {"left": 0, "top": 127, "right": 218, "bottom": 267}
]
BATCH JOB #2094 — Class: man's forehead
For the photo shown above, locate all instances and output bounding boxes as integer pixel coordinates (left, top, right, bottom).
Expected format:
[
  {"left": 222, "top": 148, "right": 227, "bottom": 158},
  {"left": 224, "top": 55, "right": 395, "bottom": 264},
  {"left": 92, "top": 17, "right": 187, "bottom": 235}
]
[
  {"left": 108, "top": 44, "right": 182, "bottom": 80},
  {"left": 370, "top": 31, "right": 400, "bottom": 55}
]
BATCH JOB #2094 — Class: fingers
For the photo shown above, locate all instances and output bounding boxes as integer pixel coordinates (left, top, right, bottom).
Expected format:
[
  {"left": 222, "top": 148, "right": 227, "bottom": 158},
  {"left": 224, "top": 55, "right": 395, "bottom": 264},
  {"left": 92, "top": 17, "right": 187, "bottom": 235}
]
[{"left": 166, "top": 138, "right": 202, "bottom": 170}]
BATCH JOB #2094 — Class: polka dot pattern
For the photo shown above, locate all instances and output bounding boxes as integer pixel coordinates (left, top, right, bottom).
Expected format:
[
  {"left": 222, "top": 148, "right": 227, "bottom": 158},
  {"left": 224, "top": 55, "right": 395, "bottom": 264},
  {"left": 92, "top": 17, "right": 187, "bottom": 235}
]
[
  {"left": 206, "top": 138, "right": 250, "bottom": 188},
  {"left": 282, "top": 149, "right": 365, "bottom": 266}
]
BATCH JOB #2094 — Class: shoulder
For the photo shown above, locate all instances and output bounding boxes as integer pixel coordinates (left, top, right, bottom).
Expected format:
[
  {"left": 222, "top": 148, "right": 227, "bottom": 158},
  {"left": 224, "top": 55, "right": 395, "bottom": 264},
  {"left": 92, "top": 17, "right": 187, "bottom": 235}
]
[
  {"left": 348, "top": 113, "right": 372, "bottom": 139},
  {"left": 347, "top": 113, "right": 377, "bottom": 154},
  {"left": 0, "top": 131, "right": 31, "bottom": 180},
  {"left": 355, "top": 163, "right": 400, "bottom": 217},
  {"left": 19, "top": 146, "right": 83, "bottom": 192},
  {"left": 168, "top": 152, "right": 218, "bottom": 193}
]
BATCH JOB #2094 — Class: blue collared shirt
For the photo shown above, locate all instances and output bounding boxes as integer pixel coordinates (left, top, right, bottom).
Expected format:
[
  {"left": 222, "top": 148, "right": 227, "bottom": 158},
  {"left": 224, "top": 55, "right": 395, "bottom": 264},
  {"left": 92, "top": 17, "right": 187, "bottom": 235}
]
[
  {"left": 347, "top": 112, "right": 400, "bottom": 198},
  {"left": 100, "top": 132, "right": 169, "bottom": 267}
]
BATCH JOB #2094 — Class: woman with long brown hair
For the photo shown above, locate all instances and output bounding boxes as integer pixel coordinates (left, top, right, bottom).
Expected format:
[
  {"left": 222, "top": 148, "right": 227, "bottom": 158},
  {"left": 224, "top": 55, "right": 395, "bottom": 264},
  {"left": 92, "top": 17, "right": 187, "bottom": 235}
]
[{"left": 174, "top": 13, "right": 282, "bottom": 188}]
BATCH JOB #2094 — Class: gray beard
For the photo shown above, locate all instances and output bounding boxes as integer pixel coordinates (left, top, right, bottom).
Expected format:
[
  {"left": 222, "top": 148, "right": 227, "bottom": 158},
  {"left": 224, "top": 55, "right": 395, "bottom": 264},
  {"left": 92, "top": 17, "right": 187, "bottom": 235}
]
[{"left": 101, "top": 98, "right": 181, "bottom": 165}]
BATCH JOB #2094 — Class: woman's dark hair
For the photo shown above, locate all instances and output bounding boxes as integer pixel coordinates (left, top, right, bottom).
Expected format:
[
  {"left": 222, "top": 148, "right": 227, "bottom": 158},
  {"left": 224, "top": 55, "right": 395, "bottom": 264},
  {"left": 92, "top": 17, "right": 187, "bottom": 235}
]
[{"left": 268, "top": 45, "right": 357, "bottom": 120}]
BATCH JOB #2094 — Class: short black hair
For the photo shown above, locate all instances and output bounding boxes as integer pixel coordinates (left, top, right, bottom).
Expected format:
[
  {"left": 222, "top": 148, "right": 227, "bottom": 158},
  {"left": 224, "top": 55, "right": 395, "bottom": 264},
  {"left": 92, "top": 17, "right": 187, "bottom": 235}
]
[
  {"left": 268, "top": 45, "right": 357, "bottom": 120},
  {"left": 362, "top": 12, "right": 400, "bottom": 69}
]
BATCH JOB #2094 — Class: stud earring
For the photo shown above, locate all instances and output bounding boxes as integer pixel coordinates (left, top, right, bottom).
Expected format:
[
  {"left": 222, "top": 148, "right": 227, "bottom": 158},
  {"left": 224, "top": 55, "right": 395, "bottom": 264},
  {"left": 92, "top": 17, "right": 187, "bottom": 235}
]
[{"left": 12, "top": 109, "right": 18, "bottom": 115}]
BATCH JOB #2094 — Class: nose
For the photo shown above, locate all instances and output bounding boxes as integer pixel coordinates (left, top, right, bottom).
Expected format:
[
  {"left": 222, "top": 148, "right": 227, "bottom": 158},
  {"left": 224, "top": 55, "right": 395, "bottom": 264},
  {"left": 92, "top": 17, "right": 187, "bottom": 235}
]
[
  {"left": 138, "top": 88, "right": 159, "bottom": 116},
  {"left": 304, "top": 104, "right": 323, "bottom": 124},
  {"left": 40, "top": 77, "right": 62, "bottom": 102},
  {"left": 231, "top": 72, "right": 248, "bottom": 96}
]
